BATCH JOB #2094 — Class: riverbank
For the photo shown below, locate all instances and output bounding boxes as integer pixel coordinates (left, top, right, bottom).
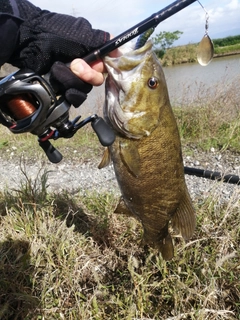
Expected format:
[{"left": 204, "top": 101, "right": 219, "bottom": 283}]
[{"left": 161, "top": 42, "right": 240, "bottom": 66}]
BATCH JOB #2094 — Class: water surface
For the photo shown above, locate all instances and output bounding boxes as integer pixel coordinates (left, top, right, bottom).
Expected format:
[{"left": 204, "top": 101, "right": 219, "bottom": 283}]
[{"left": 163, "top": 54, "right": 240, "bottom": 105}]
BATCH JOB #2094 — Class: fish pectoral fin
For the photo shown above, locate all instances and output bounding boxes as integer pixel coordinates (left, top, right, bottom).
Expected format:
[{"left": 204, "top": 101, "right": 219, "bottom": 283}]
[
  {"left": 171, "top": 188, "right": 196, "bottom": 240},
  {"left": 98, "top": 147, "right": 111, "bottom": 169},
  {"left": 114, "top": 196, "right": 132, "bottom": 216},
  {"left": 119, "top": 141, "right": 140, "bottom": 177}
]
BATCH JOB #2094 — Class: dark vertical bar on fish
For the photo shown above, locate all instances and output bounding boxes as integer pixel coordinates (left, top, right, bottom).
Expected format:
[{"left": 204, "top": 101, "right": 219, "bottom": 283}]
[{"left": 83, "top": 0, "right": 197, "bottom": 63}]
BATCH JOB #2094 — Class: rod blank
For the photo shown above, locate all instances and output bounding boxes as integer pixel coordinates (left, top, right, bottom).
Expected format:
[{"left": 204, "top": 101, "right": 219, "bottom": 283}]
[
  {"left": 83, "top": 0, "right": 197, "bottom": 63},
  {"left": 184, "top": 166, "right": 240, "bottom": 185}
]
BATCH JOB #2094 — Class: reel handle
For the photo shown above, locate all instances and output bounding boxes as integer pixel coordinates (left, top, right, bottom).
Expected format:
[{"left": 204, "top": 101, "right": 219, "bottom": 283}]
[{"left": 39, "top": 140, "right": 63, "bottom": 163}]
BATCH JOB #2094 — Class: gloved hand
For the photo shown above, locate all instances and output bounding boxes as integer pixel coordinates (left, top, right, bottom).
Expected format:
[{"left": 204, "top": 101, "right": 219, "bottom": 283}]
[
  {"left": 1, "top": 0, "right": 111, "bottom": 110},
  {"left": 7, "top": 0, "right": 110, "bottom": 74},
  {"left": 49, "top": 61, "right": 93, "bottom": 108}
]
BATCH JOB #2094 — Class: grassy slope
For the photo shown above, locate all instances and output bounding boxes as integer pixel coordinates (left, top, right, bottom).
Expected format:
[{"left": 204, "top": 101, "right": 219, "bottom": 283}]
[
  {"left": 0, "top": 76, "right": 239, "bottom": 319},
  {"left": 0, "top": 181, "right": 239, "bottom": 319}
]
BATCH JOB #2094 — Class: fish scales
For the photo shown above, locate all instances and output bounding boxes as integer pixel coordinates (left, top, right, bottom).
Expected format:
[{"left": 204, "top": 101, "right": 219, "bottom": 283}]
[{"left": 100, "top": 41, "right": 195, "bottom": 260}]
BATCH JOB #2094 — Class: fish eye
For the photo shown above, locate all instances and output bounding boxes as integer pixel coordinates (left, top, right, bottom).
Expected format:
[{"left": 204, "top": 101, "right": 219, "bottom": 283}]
[{"left": 147, "top": 77, "right": 158, "bottom": 89}]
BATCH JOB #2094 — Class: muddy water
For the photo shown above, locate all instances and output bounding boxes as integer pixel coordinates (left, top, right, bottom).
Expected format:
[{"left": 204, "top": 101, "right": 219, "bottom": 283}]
[{"left": 163, "top": 54, "right": 240, "bottom": 105}]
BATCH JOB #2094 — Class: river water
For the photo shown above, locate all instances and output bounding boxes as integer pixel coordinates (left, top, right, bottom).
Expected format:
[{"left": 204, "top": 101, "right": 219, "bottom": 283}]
[
  {"left": 81, "top": 54, "right": 240, "bottom": 116},
  {"left": 163, "top": 54, "right": 240, "bottom": 105}
]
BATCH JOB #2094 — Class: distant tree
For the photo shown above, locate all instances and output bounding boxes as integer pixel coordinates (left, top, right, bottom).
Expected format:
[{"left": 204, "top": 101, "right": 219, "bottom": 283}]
[{"left": 152, "top": 30, "right": 183, "bottom": 58}]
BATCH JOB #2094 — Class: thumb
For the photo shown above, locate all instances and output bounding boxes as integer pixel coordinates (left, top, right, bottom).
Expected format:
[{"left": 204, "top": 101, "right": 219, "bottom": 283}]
[{"left": 70, "top": 59, "right": 105, "bottom": 86}]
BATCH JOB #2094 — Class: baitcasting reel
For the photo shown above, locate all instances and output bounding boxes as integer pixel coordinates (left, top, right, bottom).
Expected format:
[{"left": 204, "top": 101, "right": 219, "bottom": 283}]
[{"left": 0, "top": 69, "right": 115, "bottom": 163}]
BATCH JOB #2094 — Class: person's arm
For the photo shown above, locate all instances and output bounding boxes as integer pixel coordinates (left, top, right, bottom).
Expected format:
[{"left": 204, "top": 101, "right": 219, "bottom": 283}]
[
  {"left": 0, "top": 1, "right": 23, "bottom": 68},
  {"left": 0, "top": 0, "right": 110, "bottom": 74}
]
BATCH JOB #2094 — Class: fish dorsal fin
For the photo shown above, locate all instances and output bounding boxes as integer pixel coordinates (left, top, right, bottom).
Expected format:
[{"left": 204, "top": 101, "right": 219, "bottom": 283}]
[
  {"left": 171, "top": 188, "right": 196, "bottom": 240},
  {"left": 119, "top": 141, "right": 140, "bottom": 177},
  {"left": 98, "top": 147, "right": 111, "bottom": 169},
  {"left": 114, "top": 196, "right": 132, "bottom": 216}
]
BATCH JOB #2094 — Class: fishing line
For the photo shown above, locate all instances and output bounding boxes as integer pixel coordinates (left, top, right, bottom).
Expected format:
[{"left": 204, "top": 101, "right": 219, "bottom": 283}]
[
  {"left": 197, "top": 0, "right": 210, "bottom": 35},
  {"left": 0, "top": 94, "right": 37, "bottom": 120}
]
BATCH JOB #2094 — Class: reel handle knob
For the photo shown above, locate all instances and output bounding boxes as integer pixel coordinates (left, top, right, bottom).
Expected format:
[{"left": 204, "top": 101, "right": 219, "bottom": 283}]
[
  {"left": 91, "top": 116, "right": 115, "bottom": 146},
  {"left": 39, "top": 140, "right": 63, "bottom": 163}
]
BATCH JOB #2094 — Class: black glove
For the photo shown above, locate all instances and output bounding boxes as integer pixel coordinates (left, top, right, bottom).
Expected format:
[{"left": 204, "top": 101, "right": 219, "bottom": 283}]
[
  {"left": 49, "top": 61, "right": 93, "bottom": 108},
  {"left": 1, "top": 1, "right": 109, "bottom": 108},
  {"left": 5, "top": 0, "right": 110, "bottom": 74}
]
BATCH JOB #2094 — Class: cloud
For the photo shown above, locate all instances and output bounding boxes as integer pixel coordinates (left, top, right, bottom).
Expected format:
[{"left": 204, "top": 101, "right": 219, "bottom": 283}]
[{"left": 227, "top": 0, "right": 240, "bottom": 10}]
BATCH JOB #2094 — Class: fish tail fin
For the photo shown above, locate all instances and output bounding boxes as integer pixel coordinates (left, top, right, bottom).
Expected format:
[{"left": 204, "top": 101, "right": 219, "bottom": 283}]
[{"left": 172, "top": 188, "right": 196, "bottom": 240}]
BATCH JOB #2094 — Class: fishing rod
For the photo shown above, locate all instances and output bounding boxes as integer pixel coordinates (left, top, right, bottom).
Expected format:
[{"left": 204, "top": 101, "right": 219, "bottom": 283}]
[
  {"left": 184, "top": 167, "right": 240, "bottom": 185},
  {"left": 83, "top": 0, "right": 197, "bottom": 63}
]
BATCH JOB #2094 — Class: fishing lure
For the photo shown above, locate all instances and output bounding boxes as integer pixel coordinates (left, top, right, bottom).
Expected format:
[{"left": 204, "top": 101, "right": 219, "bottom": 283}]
[{"left": 197, "top": 0, "right": 214, "bottom": 66}]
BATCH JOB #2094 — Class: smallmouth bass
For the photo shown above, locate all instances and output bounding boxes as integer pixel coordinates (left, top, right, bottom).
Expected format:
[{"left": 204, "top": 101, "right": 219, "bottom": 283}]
[{"left": 99, "top": 41, "right": 195, "bottom": 260}]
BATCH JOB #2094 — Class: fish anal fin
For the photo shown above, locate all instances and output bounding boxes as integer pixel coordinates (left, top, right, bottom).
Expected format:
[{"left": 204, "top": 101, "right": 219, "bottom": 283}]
[
  {"left": 119, "top": 141, "right": 140, "bottom": 177},
  {"left": 172, "top": 188, "right": 196, "bottom": 240},
  {"left": 160, "top": 234, "right": 174, "bottom": 261},
  {"left": 142, "top": 226, "right": 174, "bottom": 261},
  {"left": 98, "top": 147, "right": 111, "bottom": 169},
  {"left": 114, "top": 196, "right": 133, "bottom": 216}
]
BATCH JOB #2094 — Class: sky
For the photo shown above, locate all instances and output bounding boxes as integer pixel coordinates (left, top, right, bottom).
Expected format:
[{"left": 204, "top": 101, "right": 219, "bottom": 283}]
[{"left": 30, "top": 0, "right": 240, "bottom": 46}]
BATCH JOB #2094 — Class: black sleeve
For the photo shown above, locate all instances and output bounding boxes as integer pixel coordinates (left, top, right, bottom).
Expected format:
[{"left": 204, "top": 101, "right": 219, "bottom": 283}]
[
  {"left": 0, "top": 1, "right": 23, "bottom": 67},
  {"left": 0, "top": 0, "right": 110, "bottom": 74}
]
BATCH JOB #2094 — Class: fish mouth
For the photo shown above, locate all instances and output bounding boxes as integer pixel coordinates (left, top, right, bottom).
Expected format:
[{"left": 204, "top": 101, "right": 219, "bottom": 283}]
[
  {"left": 104, "top": 41, "right": 158, "bottom": 139},
  {"left": 105, "top": 40, "right": 153, "bottom": 81}
]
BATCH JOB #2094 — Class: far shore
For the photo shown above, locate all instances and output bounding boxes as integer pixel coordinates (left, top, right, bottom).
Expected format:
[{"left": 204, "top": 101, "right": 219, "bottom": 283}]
[{"left": 213, "top": 50, "right": 240, "bottom": 58}]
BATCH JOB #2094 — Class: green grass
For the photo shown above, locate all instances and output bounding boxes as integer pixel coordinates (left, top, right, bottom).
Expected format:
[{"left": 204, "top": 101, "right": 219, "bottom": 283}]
[
  {"left": 213, "top": 35, "right": 240, "bottom": 47},
  {"left": 214, "top": 43, "right": 240, "bottom": 55},
  {"left": 0, "top": 125, "right": 103, "bottom": 164}
]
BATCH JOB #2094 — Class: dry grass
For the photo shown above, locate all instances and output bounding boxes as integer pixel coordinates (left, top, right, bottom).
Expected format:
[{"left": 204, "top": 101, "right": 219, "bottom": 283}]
[
  {"left": 0, "top": 170, "right": 239, "bottom": 319},
  {"left": 161, "top": 44, "right": 198, "bottom": 66},
  {"left": 173, "top": 75, "right": 240, "bottom": 152}
]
